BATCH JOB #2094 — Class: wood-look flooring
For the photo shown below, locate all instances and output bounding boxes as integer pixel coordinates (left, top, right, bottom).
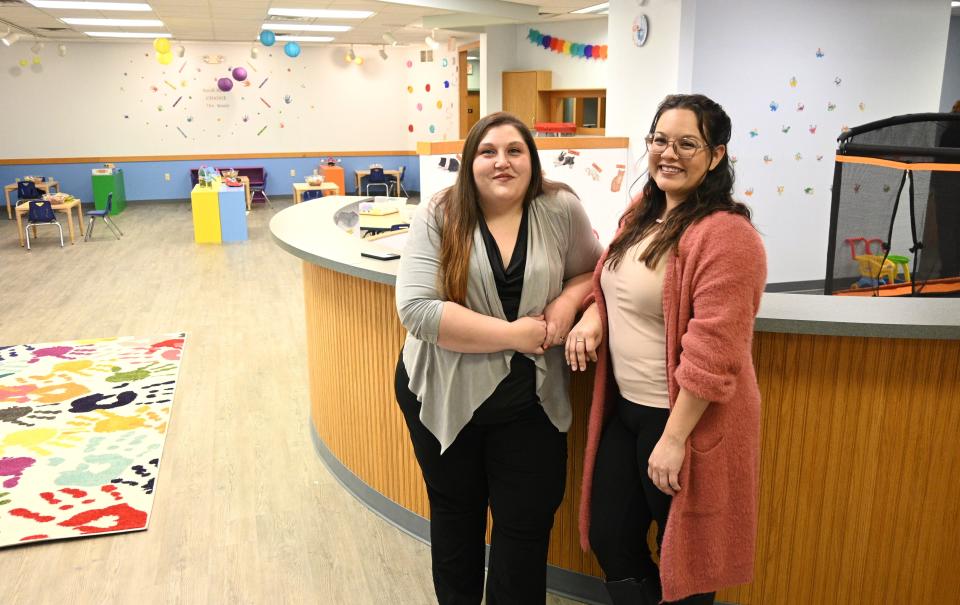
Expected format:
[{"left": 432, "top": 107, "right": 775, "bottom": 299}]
[{"left": 0, "top": 200, "right": 585, "bottom": 605}]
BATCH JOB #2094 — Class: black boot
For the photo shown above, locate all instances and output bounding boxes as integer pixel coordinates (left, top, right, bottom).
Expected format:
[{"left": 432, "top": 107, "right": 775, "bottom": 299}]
[
  {"left": 669, "top": 592, "right": 715, "bottom": 605},
  {"left": 603, "top": 577, "right": 662, "bottom": 605}
]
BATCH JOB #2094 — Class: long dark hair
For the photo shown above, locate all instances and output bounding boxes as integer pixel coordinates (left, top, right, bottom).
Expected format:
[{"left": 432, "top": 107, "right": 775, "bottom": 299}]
[
  {"left": 606, "top": 94, "right": 752, "bottom": 270},
  {"left": 435, "top": 111, "right": 570, "bottom": 304}
]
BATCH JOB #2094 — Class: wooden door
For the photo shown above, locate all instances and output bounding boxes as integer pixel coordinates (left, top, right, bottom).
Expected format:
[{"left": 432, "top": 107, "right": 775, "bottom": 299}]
[{"left": 502, "top": 71, "right": 537, "bottom": 127}]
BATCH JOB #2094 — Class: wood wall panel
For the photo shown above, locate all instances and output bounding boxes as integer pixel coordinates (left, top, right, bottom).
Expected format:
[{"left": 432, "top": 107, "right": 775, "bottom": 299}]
[
  {"left": 718, "top": 332, "right": 960, "bottom": 605},
  {"left": 303, "top": 265, "right": 960, "bottom": 604}
]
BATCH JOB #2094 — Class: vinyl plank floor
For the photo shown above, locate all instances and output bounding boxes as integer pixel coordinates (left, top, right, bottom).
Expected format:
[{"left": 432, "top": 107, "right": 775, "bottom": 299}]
[{"left": 0, "top": 200, "right": 586, "bottom": 605}]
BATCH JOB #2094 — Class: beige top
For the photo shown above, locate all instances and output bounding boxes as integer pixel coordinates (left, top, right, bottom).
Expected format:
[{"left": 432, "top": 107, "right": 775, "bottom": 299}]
[{"left": 600, "top": 233, "right": 669, "bottom": 408}]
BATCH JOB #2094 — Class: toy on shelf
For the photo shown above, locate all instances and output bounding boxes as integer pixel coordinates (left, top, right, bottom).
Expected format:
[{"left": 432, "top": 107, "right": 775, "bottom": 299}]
[
  {"left": 843, "top": 237, "right": 911, "bottom": 289},
  {"left": 197, "top": 165, "right": 219, "bottom": 187}
]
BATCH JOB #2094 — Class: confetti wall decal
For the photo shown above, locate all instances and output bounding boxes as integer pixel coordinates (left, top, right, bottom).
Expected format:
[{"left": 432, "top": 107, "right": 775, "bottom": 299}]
[{"left": 176, "top": 126, "right": 187, "bottom": 137}]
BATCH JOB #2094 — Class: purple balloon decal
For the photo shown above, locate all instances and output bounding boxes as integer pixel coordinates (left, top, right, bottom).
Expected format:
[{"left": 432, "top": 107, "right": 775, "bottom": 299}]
[{"left": 218, "top": 77, "right": 233, "bottom": 92}]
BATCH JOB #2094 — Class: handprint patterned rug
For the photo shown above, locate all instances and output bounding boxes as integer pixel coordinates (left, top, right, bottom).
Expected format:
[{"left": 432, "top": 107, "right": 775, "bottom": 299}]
[{"left": 0, "top": 333, "right": 185, "bottom": 548}]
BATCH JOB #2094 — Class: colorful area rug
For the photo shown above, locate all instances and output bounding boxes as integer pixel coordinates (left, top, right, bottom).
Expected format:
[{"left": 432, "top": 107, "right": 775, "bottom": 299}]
[{"left": 0, "top": 333, "right": 185, "bottom": 548}]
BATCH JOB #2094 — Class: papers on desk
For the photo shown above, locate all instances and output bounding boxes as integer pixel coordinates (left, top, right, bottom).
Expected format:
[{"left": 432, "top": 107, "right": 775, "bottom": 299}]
[{"left": 369, "top": 230, "right": 409, "bottom": 255}]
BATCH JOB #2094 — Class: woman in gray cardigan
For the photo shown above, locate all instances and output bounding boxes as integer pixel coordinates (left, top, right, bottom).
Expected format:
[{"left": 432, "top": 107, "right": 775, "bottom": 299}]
[{"left": 395, "top": 112, "right": 602, "bottom": 604}]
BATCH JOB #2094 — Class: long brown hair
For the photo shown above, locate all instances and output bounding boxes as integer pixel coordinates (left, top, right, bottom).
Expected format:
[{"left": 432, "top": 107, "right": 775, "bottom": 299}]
[
  {"left": 606, "top": 94, "right": 753, "bottom": 270},
  {"left": 435, "top": 112, "right": 570, "bottom": 304}
]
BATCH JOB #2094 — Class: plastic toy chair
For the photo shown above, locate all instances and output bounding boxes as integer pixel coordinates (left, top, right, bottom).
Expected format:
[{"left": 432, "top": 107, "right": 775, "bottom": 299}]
[
  {"left": 85, "top": 192, "right": 123, "bottom": 242},
  {"left": 25, "top": 199, "right": 63, "bottom": 250},
  {"left": 887, "top": 254, "right": 912, "bottom": 283}
]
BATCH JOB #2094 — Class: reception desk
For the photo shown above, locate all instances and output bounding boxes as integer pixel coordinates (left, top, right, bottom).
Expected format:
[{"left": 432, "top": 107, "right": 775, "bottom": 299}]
[{"left": 272, "top": 197, "right": 960, "bottom": 605}]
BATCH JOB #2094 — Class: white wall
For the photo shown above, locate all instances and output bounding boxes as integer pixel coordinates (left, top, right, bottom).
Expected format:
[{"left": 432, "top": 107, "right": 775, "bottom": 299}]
[
  {"left": 510, "top": 18, "right": 607, "bottom": 89},
  {"left": 602, "top": 0, "right": 688, "bottom": 209},
  {"left": 480, "top": 26, "right": 517, "bottom": 116},
  {"left": 0, "top": 41, "right": 458, "bottom": 157},
  {"left": 688, "top": 0, "right": 952, "bottom": 283},
  {"left": 420, "top": 146, "right": 629, "bottom": 243},
  {"left": 941, "top": 16, "right": 960, "bottom": 112}
]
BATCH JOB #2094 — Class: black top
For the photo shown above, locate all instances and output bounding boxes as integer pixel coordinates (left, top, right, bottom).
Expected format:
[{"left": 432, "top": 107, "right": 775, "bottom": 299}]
[{"left": 471, "top": 204, "right": 539, "bottom": 425}]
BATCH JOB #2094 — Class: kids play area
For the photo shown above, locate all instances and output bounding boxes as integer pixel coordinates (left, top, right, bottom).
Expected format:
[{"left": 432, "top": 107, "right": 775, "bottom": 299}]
[{"left": 1, "top": 2, "right": 959, "bottom": 604}]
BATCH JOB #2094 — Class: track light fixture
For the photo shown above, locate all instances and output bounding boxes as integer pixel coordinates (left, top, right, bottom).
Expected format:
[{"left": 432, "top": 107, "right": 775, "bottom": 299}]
[
  {"left": 382, "top": 32, "right": 397, "bottom": 46},
  {"left": 424, "top": 29, "right": 439, "bottom": 50},
  {"left": 345, "top": 45, "right": 356, "bottom": 63},
  {"left": 378, "top": 45, "right": 388, "bottom": 60}
]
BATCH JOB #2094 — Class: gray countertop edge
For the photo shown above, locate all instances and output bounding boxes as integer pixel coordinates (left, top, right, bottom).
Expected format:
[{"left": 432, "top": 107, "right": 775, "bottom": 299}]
[
  {"left": 270, "top": 228, "right": 398, "bottom": 287},
  {"left": 271, "top": 199, "right": 960, "bottom": 341}
]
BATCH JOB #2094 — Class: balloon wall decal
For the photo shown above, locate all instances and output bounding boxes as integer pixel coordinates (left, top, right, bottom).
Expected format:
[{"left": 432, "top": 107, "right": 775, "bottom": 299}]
[
  {"left": 284, "top": 41, "right": 301, "bottom": 58},
  {"left": 259, "top": 30, "right": 276, "bottom": 47},
  {"left": 526, "top": 29, "right": 607, "bottom": 60}
]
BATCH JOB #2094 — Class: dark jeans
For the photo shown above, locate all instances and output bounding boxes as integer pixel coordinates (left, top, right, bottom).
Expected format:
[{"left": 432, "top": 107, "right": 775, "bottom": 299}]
[
  {"left": 590, "top": 395, "right": 715, "bottom": 605},
  {"left": 395, "top": 359, "right": 568, "bottom": 605}
]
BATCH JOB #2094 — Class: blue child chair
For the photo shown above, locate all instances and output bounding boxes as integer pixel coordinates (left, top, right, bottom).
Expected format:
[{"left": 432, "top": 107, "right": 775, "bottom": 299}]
[
  {"left": 364, "top": 167, "right": 391, "bottom": 196},
  {"left": 84, "top": 192, "right": 124, "bottom": 242},
  {"left": 25, "top": 199, "right": 64, "bottom": 250},
  {"left": 301, "top": 189, "right": 326, "bottom": 202},
  {"left": 17, "top": 180, "right": 43, "bottom": 205},
  {"left": 385, "top": 166, "right": 408, "bottom": 197}
]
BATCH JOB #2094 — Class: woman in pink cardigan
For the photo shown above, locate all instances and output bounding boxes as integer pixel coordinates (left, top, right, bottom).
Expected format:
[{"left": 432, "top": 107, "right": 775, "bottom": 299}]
[{"left": 565, "top": 94, "right": 767, "bottom": 604}]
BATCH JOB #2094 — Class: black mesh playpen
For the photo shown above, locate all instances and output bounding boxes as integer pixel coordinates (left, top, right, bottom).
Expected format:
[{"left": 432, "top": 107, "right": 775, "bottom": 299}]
[{"left": 825, "top": 112, "right": 960, "bottom": 296}]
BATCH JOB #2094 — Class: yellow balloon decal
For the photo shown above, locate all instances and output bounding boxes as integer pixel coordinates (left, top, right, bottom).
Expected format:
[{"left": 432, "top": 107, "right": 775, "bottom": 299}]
[
  {"left": 157, "top": 51, "right": 173, "bottom": 65},
  {"left": 19, "top": 59, "right": 28, "bottom": 67},
  {"left": 153, "top": 37, "right": 171, "bottom": 53},
  {"left": 437, "top": 100, "right": 442, "bottom": 109}
]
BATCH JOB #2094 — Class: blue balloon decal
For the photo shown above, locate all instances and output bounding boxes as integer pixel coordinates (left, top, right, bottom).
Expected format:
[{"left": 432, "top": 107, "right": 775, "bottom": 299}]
[
  {"left": 259, "top": 30, "right": 276, "bottom": 47},
  {"left": 542, "top": 35, "right": 552, "bottom": 49},
  {"left": 583, "top": 44, "right": 593, "bottom": 58},
  {"left": 284, "top": 41, "right": 301, "bottom": 58}
]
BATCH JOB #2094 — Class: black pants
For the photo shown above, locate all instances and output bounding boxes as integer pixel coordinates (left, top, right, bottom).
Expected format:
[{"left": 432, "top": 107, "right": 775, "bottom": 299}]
[
  {"left": 395, "top": 360, "right": 568, "bottom": 605},
  {"left": 589, "top": 395, "right": 715, "bottom": 605}
]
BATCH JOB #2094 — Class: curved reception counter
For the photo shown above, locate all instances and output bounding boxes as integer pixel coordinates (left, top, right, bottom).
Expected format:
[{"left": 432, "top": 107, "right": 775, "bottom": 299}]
[{"left": 272, "top": 197, "right": 960, "bottom": 605}]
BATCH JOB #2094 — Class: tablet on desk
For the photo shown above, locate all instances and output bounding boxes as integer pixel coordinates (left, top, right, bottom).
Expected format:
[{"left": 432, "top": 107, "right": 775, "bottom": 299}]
[{"left": 361, "top": 250, "right": 401, "bottom": 261}]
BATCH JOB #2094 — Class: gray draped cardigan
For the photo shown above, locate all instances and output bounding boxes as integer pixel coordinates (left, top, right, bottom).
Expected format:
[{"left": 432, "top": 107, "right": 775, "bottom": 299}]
[{"left": 395, "top": 188, "right": 603, "bottom": 451}]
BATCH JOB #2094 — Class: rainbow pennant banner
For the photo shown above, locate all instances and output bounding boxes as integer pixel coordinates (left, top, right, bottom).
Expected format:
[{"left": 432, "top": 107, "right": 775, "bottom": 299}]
[{"left": 527, "top": 28, "right": 608, "bottom": 60}]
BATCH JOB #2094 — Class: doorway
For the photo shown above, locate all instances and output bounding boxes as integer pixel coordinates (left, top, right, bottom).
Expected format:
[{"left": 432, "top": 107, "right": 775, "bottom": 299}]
[{"left": 459, "top": 41, "right": 480, "bottom": 139}]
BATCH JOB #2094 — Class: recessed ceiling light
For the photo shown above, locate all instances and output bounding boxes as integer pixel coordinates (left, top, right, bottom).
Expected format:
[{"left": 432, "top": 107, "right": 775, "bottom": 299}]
[
  {"left": 274, "top": 35, "right": 335, "bottom": 43},
  {"left": 85, "top": 31, "right": 170, "bottom": 38},
  {"left": 62, "top": 18, "right": 163, "bottom": 27},
  {"left": 262, "top": 24, "right": 351, "bottom": 33},
  {"left": 572, "top": 2, "right": 609, "bottom": 14},
  {"left": 953, "top": 1, "right": 960, "bottom": 7},
  {"left": 27, "top": 1, "right": 152, "bottom": 10},
  {"left": 268, "top": 8, "right": 373, "bottom": 19}
]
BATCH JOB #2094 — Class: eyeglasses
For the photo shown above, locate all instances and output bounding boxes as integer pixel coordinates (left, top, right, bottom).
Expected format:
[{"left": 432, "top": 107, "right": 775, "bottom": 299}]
[{"left": 644, "top": 133, "right": 709, "bottom": 159}]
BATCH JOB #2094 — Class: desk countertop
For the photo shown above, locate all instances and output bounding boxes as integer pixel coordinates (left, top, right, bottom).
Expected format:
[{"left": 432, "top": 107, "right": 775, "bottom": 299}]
[{"left": 271, "top": 196, "right": 960, "bottom": 341}]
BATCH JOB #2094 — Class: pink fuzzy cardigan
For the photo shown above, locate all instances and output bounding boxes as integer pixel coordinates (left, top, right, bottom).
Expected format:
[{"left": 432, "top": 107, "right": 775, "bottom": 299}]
[{"left": 578, "top": 210, "right": 767, "bottom": 602}]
